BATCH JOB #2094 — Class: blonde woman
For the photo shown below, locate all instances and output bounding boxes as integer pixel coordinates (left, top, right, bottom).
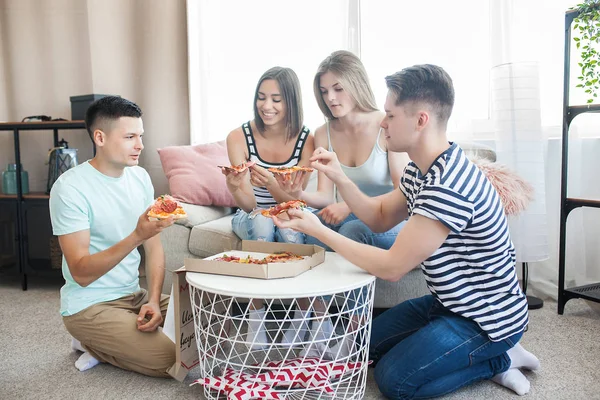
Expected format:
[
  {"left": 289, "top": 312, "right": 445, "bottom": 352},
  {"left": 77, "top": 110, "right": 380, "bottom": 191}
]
[{"left": 275, "top": 51, "right": 410, "bottom": 353}]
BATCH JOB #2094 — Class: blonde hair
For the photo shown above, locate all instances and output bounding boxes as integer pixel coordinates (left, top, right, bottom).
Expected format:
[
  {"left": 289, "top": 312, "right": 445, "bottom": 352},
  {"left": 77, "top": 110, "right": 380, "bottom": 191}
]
[{"left": 313, "top": 50, "right": 378, "bottom": 120}]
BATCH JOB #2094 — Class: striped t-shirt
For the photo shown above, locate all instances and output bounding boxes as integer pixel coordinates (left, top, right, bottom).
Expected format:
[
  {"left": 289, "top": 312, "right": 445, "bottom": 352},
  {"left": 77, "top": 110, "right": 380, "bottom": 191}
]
[
  {"left": 400, "top": 142, "right": 528, "bottom": 341},
  {"left": 242, "top": 121, "right": 310, "bottom": 208}
]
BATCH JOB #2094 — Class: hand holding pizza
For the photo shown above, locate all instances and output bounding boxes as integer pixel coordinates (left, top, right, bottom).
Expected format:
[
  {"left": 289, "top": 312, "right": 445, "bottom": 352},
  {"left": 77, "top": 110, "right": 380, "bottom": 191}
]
[
  {"left": 318, "top": 202, "right": 351, "bottom": 225},
  {"left": 222, "top": 166, "right": 249, "bottom": 192},
  {"left": 272, "top": 206, "right": 324, "bottom": 237},
  {"left": 309, "top": 147, "right": 345, "bottom": 184},
  {"left": 274, "top": 169, "right": 307, "bottom": 198},
  {"left": 249, "top": 164, "right": 277, "bottom": 189},
  {"left": 135, "top": 206, "right": 175, "bottom": 242}
]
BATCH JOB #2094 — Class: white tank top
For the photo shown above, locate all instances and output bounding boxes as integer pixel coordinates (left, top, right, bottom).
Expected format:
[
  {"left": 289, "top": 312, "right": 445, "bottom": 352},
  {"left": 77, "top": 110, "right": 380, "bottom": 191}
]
[{"left": 327, "top": 120, "right": 394, "bottom": 202}]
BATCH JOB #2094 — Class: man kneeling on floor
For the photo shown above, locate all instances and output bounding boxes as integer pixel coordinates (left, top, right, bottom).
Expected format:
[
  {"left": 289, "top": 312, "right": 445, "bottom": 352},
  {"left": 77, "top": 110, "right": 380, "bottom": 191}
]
[
  {"left": 274, "top": 64, "right": 540, "bottom": 398},
  {"left": 49, "top": 96, "right": 175, "bottom": 377}
]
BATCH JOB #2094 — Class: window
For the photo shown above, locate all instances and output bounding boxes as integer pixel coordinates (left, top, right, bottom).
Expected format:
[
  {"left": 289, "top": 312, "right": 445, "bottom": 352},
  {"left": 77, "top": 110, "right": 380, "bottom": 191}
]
[{"left": 187, "top": 0, "right": 354, "bottom": 144}]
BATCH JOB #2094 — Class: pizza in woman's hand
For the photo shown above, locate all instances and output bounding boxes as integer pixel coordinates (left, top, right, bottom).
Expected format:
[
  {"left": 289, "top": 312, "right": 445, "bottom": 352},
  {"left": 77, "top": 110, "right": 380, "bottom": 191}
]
[
  {"left": 218, "top": 161, "right": 256, "bottom": 173},
  {"left": 268, "top": 166, "right": 314, "bottom": 181},
  {"left": 147, "top": 195, "right": 188, "bottom": 220},
  {"left": 261, "top": 200, "right": 307, "bottom": 218}
]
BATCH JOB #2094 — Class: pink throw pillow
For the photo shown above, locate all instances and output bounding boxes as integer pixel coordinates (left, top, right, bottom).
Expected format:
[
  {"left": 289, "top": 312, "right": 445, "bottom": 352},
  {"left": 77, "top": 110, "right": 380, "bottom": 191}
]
[{"left": 157, "top": 141, "right": 236, "bottom": 207}]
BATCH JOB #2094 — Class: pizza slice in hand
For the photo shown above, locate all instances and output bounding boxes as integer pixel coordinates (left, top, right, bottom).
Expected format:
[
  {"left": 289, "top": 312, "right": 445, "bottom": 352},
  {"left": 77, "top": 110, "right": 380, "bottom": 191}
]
[
  {"left": 147, "top": 195, "right": 188, "bottom": 220},
  {"left": 268, "top": 166, "right": 314, "bottom": 181},
  {"left": 218, "top": 160, "right": 256, "bottom": 173},
  {"left": 261, "top": 200, "right": 307, "bottom": 218}
]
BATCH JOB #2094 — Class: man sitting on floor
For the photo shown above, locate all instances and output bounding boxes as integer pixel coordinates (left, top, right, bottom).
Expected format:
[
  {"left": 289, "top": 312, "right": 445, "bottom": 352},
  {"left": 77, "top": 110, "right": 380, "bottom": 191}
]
[
  {"left": 274, "top": 64, "right": 540, "bottom": 398},
  {"left": 49, "top": 96, "right": 175, "bottom": 377}
]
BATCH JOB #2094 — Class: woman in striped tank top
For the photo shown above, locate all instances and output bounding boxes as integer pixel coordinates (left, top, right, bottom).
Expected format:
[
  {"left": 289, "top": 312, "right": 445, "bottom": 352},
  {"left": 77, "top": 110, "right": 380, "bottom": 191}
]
[{"left": 222, "top": 66, "right": 314, "bottom": 349}]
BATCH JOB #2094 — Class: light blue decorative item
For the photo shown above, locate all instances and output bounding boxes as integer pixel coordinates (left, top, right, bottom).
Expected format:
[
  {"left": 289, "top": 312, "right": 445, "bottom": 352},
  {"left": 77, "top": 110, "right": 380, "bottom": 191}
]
[{"left": 2, "top": 163, "right": 29, "bottom": 195}]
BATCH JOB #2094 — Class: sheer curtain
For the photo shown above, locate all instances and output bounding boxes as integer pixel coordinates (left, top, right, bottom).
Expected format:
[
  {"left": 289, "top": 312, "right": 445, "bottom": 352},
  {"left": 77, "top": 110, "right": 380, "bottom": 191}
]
[
  {"left": 361, "top": 0, "right": 492, "bottom": 141},
  {"left": 186, "top": 0, "right": 355, "bottom": 145},
  {"left": 187, "top": 0, "right": 599, "bottom": 299}
]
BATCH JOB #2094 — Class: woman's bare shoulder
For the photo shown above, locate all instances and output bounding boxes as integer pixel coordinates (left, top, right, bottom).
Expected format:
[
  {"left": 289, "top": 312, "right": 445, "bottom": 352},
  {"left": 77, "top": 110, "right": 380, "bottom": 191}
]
[{"left": 313, "top": 123, "right": 328, "bottom": 148}]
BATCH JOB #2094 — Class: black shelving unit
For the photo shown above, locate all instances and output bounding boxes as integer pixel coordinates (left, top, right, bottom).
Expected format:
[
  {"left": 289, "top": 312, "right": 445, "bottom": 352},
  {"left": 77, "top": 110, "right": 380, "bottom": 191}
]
[
  {"left": 558, "top": 10, "right": 600, "bottom": 314},
  {"left": 0, "top": 121, "right": 88, "bottom": 290}
]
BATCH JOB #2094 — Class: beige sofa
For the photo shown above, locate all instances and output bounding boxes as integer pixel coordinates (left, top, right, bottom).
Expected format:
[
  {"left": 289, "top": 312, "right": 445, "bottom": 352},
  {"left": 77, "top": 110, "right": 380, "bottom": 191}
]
[{"left": 154, "top": 141, "right": 496, "bottom": 309}]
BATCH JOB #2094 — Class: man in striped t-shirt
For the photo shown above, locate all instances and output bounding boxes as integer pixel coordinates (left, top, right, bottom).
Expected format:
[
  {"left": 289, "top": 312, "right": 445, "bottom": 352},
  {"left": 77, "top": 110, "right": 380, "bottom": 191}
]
[{"left": 274, "top": 64, "right": 540, "bottom": 399}]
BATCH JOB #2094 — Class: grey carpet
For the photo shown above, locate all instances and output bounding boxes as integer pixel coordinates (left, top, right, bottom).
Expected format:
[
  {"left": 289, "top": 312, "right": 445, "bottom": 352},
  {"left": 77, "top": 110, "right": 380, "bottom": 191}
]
[{"left": 1, "top": 272, "right": 599, "bottom": 400}]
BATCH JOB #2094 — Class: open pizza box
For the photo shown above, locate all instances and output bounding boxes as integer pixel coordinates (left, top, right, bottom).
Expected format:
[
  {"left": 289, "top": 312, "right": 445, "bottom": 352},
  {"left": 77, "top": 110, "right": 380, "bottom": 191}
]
[
  {"left": 183, "top": 240, "right": 325, "bottom": 279},
  {"left": 165, "top": 241, "right": 325, "bottom": 381}
]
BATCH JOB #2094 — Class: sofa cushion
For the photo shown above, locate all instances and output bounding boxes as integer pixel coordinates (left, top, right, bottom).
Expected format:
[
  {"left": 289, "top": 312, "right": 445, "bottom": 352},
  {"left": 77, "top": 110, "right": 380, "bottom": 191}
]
[
  {"left": 177, "top": 203, "right": 234, "bottom": 229},
  {"left": 188, "top": 214, "right": 242, "bottom": 258},
  {"left": 157, "top": 141, "right": 236, "bottom": 207}
]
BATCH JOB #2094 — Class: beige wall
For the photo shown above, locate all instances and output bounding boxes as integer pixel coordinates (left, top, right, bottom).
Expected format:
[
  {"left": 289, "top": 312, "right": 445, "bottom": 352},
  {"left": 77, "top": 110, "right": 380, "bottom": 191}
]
[{"left": 0, "top": 0, "right": 190, "bottom": 195}]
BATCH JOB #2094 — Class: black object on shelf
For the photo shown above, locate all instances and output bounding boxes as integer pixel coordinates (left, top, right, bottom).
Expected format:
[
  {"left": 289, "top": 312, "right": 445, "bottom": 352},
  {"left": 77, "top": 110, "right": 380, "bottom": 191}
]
[
  {"left": 70, "top": 94, "right": 113, "bottom": 120},
  {"left": 558, "top": 9, "right": 600, "bottom": 314},
  {"left": 0, "top": 120, "right": 88, "bottom": 290}
]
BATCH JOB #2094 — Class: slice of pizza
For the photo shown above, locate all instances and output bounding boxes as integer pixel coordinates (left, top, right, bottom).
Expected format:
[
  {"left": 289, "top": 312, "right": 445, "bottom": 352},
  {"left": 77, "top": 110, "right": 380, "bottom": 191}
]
[
  {"left": 218, "top": 160, "right": 256, "bottom": 173},
  {"left": 264, "top": 251, "right": 305, "bottom": 263},
  {"left": 267, "top": 165, "right": 314, "bottom": 180},
  {"left": 260, "top": 200, "right": 307, "bottom": 218},
  {"left": 214, "top": 254, "right": 267, "bottom": 264},
  {"left": 147, "top": 195, "right": 188, "bottom": 220}
]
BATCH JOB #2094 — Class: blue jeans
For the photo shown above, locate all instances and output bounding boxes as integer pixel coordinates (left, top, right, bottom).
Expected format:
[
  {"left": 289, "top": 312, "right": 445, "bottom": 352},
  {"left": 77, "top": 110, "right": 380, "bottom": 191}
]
[
  {"left": 231, "top": 209, "right": 305, "bottom": 243},
  {"left": 305, "top": 212, "right": 403, "bottom": 251},
  {"left": 308, "top": 212, "right": 405, "bottom": 309},
  {"left": 370, "top": 295, "right": 522, "bottom": 400}
]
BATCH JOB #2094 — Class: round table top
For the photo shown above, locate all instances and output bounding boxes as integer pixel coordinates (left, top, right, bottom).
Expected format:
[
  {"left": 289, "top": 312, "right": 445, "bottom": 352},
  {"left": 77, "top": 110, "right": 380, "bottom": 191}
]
[{"left": 185, "top": 252, "right": 376, "bottom": 298}]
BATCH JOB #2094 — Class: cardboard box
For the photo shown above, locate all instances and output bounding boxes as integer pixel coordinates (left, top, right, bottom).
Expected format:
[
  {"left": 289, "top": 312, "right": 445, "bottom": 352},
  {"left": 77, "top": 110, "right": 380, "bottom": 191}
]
[
  {"left": 165, "top": 267, "right": 229, "bottom": 381},
  {"left": 165, "top": 241, "right": 324, "bottom": 381},
  {"left": 184, "top": 240, "right": 325, "bottom": 279}
]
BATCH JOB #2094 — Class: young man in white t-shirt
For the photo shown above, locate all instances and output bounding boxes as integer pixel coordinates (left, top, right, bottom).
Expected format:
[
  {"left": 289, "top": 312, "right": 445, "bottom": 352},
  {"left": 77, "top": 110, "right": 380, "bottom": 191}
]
[
  {"left": 49, "top": 96, "right": 175, "bottom": 377},
  {"left": 274, "top": 65, "right": 540, "bottom": 398}
]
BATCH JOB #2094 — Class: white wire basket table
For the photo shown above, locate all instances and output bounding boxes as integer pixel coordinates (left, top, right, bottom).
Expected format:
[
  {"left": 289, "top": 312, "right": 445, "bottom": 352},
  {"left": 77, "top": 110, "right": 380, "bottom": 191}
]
[{"left": 186, "top": 252, "right": 376, "bottom": 400}]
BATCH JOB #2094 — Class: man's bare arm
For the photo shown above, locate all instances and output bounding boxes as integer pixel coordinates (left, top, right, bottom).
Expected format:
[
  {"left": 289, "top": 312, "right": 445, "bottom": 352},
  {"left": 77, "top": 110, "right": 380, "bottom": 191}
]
[
  {"left": 58, "top": 210, "right": 173, "bottom": 287},
  {"left": 59, "top": 230, "right": 143, "bottom": 287},
  {"left": 309, "top": 214, "right": 450, "bottom": 281},
  {"left": 335, "top": 177, "right": 409, "bottom": 232},
  {"left": 142, "top": 234, "right": 166, "bottom": 304}
]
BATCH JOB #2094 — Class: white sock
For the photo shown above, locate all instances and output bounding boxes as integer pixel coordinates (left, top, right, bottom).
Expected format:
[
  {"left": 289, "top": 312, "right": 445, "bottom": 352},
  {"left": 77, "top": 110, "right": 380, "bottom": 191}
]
[
  {"left": 507, "top": 343, "right": 540, "bottom": 371},
  {"left": 71, "top": 337, "right": 85, "bottom": 353},
  {"left": 74, "top": 352, "right": 100, "bottom": 372},
  {"left": 246, "top": 307, "right": 268, "bottom": 350},
  {"left": 281, "top": 310, "right": 310, "bottom": 346},
  {"left": 492, "top": 368, "right": 531, "bottom": 395}
]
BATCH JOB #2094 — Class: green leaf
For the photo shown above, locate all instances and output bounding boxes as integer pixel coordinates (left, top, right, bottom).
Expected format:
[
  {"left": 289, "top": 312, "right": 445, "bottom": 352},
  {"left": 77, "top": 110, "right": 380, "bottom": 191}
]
[
  {"left": 574, "top": 37, "right": 581, "bottom": 41},
  {"left": 587, "top": 98, "right": 594, "bottom": 103}
]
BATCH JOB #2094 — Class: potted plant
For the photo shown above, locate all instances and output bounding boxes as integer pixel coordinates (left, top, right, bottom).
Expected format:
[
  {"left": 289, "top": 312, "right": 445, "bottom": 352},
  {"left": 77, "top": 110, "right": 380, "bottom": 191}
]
[{"left": 572, "top": 0, "right": 600, "bottom": 103}]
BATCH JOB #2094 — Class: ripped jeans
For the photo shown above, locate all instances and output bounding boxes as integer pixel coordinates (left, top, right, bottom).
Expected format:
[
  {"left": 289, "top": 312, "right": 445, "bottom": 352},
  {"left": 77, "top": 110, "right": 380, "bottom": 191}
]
[{"left": 231, "top": 209, "right": 305, "bottom": 243}]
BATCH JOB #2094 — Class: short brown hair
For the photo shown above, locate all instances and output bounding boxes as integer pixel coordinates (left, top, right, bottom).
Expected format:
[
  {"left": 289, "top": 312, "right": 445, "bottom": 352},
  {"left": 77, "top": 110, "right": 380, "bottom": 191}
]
[
  {"left": 253, "top": 67, "right": 303, "bottom": 142},
  {"left": 85, "top": 96, "right": 142, "bottom": 141},
  {"left": 385, "top": 64, "right": 454, "bottom": 127},
  {"left": 313, "top": 50, "right": 378, "bottom": 120}
]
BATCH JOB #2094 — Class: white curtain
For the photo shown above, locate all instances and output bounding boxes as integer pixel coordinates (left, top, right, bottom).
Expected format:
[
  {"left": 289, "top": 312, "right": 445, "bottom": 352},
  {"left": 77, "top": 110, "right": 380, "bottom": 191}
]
[
  {"left": 0, "top": 0, "right": 190, "bottom": 196},
  {"left": 187, "top": 0, "right": 600, "bottom": 300},
  {"left": 186, "top": 0, "right": 355, "bottom": 145}
]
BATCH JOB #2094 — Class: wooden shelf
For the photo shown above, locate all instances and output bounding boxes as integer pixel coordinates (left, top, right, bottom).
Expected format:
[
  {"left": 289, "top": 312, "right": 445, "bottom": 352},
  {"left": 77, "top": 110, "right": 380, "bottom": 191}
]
[
  {"left": 566, "top": 197, "right": 600, "bottom": 209},
  {"left": 0, "top": 120, "right": 86, "bottom": 131},
  {"left": 0, "top": 192, "right": 49, "bottom": 200}
]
